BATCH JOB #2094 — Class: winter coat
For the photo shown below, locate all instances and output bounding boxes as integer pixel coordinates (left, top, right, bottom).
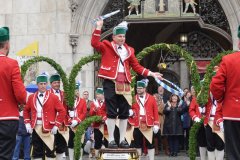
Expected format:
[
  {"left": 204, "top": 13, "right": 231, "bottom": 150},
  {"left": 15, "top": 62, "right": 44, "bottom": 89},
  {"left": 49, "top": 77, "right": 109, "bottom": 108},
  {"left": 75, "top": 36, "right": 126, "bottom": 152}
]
[{"left": 163, "top": 102, "right": 183, "bottom": 135}]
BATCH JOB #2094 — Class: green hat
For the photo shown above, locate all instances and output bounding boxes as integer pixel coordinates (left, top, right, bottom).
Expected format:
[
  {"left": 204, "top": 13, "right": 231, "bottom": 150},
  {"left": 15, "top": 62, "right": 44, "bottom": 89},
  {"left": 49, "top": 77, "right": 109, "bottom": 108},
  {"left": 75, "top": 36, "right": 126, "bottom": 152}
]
[
  {"left": 36, "top": 74, "right": 48, "bottom": 83},
  {"left": 0, "top": 27, "right": 9, "bottom": 42},
  {"left": 96, "top": 88, "right": 104, "bottom": 94},
  {"left": 137, "top": 81, "right": 146, "bottom": 88},
  {"left": 238, "top": 25, "right": 240, "bottom": 38},
  {"left": 113, "top": 21, "right": 128, "bottom": 35},
  {"left": 75, "top": 83, "right": 80, "bottom": 90},
  {"left": 137, "top": 79, "right": 149, "bottom": 88},
  {"left": 49, "top": 74, "right": 60, "bottom": 83}
]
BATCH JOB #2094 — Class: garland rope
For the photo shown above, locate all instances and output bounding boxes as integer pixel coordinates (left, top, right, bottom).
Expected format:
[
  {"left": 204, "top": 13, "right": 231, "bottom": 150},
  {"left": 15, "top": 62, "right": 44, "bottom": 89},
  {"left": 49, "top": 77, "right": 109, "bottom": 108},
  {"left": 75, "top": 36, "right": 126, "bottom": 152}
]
[
  {"left": 74, "top": 116, "right": 102, "bottom": 160},
  {"left": 20, "top": 56, "right": 69, "bottom": 105}
]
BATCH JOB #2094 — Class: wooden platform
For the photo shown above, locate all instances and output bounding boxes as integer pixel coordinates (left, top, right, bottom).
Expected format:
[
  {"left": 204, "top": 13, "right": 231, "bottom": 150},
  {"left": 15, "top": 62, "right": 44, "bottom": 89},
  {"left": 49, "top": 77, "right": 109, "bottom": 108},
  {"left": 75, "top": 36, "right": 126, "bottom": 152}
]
[{"left": 97, "top": 148, "right": 139, "bottom": 160}]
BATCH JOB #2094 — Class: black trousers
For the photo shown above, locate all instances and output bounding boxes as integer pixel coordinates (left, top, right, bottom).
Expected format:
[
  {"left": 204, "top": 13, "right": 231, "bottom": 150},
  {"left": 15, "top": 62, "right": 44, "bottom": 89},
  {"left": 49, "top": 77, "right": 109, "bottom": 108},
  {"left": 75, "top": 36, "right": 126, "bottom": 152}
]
[
  {"left": 68, "top": 129, "right": 75, "bottom": 149},
  {"left": 168, "top": 135, "right": 179, "bottom": 153},
  {"left": 0, "top": 120, "right": 19, "bottom": 160},
  {"left": 55, "top": 131, "right": 67, "bottom": 154},
  {"left": 224, "top": 120, "right": 240, "bottom": 160},
  {"left": 133, "top": 128, "right": 154, "bottom": 149},
  {"left": 94, "top": 129, "right": 108, "bottom": 149},
  {"left": 205, "top": 124, "right": 224, "bottom": 151},
  {"left": 32, "top": 130, "right": 55, "bottom": 158},
  {"left": 103, "top": 79, "right": 130, "bottom": 119},
  {"left": 197, "top": 124, "right": 207, "bottom": 147}
]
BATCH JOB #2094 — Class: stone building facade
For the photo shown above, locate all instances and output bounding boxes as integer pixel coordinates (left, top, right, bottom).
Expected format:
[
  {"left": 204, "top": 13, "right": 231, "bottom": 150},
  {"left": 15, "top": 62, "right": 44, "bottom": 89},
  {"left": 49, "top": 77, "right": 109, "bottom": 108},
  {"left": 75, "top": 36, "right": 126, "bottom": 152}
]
[{"left": 1, "top": 0, "right": 240, "bottom": 99}]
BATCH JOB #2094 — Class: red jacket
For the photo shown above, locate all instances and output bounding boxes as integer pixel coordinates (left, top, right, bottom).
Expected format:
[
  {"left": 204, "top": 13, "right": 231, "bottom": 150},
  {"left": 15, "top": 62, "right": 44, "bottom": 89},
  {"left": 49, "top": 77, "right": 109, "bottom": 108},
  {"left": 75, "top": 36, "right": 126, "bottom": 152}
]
[
  {"left": 69, "top": 97, "right": 87, "bottom": 123},
  {"left": 23, "top": 91, "right": 66, "bottom": 131},
  {"left": 49, "top": 89, "right": 70, "bottom": 126},
  {"left": 0, "top": 54, "right": 26, "bottom": 120},
  {"left": 89, "top": 100, "right": 107, "bottom": 128},
  {"left": 204, "top": 95, "right": 221, "bottom": 126},
  {"left": 91, "top": 29, "right": 150, "bottom": 83},
  {"left": 189, "top": 96, "right": 205, "bottom": 120},
  {"left": 129, "top": 93, "right": 160, "bottom": 127},
  {"left": 210, "top": 51, "right": 240, "bottom": 121}
]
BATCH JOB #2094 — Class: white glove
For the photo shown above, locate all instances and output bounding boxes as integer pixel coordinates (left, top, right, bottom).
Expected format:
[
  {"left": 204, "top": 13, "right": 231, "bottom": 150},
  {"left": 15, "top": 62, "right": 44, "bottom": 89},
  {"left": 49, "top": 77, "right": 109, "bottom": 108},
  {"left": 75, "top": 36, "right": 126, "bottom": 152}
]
[
  {"left": 51, "top": 126, "right": 58, "bottom": 134},
  {"left": 129, "top": 109, "right": 134, "bottom": 116},
  {"left": 194, "top": 117, "right": 201, "bottom": 123},
  {"left": 25, "top": 123, "right": 33, "bottom": 134},
  {"left": 153, "top": 125, "right": 159, "bottom": 134},
  {"left": 202, "top": 107, "right": 206, "bottom": 113},
  {"left": 167, "top": 106, "right": 171, "bottom": 111},
  {"left": 69, "top": 110, "right": 74, "bottom": 118},
  {"left": 70, "top": 120, "right": 78, "bottom": 128},
  {"left": 219, "top": 122, "right": 224, "bottom": 132}
]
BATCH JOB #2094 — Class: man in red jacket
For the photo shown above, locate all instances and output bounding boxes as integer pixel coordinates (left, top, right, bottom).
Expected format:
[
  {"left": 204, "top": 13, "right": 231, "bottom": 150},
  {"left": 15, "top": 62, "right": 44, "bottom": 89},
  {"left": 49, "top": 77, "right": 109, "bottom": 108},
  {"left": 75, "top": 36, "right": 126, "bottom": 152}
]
[
  {"left": 189, "top": 87, "right": 207, "bottom": 160},
  {"left": 67, "top": 83, "right": 87, "bottom": 160},
  {"left": 49, "top": 73, "right": 69, "bottom": 159},
  {"left": 89, "top": 88, "right": 107, "bottom": 157},
  {"left": 0, "top": 26, "right": 27, "bottom": 159},
  {"left": 210, "top": 25, "right": 240, "bottom": 160},
  {"left": 23, "top": 73, "right": 66, "bottom": 160},
  {"left": 129, "top": 79, "right": 159, "bottom": 160},
  {"left": 91, "top": 19, "right": 162, "bottom": 148}
]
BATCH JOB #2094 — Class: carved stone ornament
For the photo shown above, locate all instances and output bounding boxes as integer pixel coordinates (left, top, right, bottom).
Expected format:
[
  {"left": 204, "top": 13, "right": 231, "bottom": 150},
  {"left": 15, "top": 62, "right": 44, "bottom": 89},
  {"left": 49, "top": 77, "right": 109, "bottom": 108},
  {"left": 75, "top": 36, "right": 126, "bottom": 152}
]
[{"left": 69, "top": 34, "right": 79, "bottom": 54}]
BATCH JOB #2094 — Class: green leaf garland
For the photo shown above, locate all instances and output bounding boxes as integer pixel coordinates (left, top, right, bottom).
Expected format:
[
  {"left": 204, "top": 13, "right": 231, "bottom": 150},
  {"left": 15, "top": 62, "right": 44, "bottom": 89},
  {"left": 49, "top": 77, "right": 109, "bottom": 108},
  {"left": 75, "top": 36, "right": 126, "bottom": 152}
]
[{"left": 74, "top": 116, "right": 102, "bottom": 160}]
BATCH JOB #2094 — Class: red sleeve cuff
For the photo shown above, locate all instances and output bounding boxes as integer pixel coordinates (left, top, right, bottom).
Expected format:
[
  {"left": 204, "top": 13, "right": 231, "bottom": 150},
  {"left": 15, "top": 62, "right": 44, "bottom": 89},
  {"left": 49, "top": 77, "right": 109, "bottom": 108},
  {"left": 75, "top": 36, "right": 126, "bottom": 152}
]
[
  {"left": 216, "top": 118, "right": 224, "bottom": 126},
  {"left": 93, "top": 29, "right": 101, "bottom": 36},
  {"left": 55, "top": 121, "right": 61, "bottom": 127},
  {"left": 102, "top": 116, "right": 107, "bottom": 121},
  {"left": 192, "top": 115, "right": 197, "bottom": 120}
]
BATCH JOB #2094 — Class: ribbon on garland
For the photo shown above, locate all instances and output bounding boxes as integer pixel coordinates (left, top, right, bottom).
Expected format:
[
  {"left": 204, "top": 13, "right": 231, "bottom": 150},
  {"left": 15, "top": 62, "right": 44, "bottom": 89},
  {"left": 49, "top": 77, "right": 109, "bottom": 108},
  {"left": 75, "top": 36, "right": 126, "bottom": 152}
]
[{"left": 155, "top": 78, "right": 184, "bottom": 97}]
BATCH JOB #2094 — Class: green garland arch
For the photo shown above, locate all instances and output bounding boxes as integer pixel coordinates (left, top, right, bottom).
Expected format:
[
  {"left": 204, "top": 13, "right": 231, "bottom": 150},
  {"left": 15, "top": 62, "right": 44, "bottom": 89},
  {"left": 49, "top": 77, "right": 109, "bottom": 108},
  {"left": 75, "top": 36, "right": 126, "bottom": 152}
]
[
  {"left": 196, "top": 50, "right": 234, "bottom": 105},
  {"left": 68, "top": 54, "right": 101, "bottom": 108},
  {"left": 134, "top": 43, "right": 201, "bottom": 96},
  {"left": 20, "top": 56, "right": 70, "bottom": 105},
  {"left": 74, "top": 116, "right": 102, "bottom": 160},
  {"left": 72, "top": 43, "right": 200, "bottom": 160}
]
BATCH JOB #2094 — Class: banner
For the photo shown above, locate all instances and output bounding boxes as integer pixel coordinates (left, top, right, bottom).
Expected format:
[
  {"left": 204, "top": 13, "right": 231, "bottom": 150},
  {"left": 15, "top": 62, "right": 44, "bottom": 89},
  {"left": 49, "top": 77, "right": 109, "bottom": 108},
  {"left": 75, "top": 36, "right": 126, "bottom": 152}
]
[{"left": 16, "top": 41, "right": 39, "bottom": 56}]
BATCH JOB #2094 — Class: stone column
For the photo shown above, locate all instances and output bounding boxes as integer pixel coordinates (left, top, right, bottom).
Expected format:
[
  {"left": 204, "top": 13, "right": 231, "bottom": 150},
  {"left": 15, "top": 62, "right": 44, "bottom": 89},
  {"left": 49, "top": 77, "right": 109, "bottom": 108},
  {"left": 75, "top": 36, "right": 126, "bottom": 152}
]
[{"left": 180, "top": 60, "right": 189, "bottom": 89}]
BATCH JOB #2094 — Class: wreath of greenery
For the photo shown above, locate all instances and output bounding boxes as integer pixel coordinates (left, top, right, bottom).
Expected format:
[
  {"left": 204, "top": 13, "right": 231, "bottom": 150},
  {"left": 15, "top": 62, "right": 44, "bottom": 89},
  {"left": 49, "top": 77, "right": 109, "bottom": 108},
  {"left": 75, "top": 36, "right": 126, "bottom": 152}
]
[
  {"left": 135, "top": 43, "right": 201, "bottom": 95},
  {"left": 196, "top": 50, "right": 234, "bottom": 105},
  {"left": 70, "top": 43, "right": 200, "bottom": 159},
  {"left": 74, "top": 116, "right": 102, "bottom": 159},
  {"left": 20, "top": 56, "right": 69, "bottom": 103},
  {"left": 68, "top": 54, "right": 101, "bottom": 108},
  {"left": 188, "top": 118, "right": 204, "bottom": 160}
]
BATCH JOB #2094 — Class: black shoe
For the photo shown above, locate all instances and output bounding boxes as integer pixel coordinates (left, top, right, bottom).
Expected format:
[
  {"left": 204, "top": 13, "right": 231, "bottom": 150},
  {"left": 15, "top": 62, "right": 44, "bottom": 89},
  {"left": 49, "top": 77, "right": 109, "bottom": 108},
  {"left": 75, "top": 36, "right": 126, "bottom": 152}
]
[
  {"left": 108, "top": 140, "right": 118, "bottom": 148},
  {"left": 119, "top": 140, "right": 129, "bottom": 148},
  {"left": 173, "top": 152, "right": 178, "bottom": 157}
]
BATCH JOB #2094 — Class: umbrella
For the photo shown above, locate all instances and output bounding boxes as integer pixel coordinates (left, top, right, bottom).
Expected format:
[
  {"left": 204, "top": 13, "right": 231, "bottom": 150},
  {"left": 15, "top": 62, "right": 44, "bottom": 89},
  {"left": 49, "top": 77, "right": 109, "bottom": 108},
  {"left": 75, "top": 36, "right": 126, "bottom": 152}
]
[{"left": 25, "top": 84, "right": 51, "bottom": 93}]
